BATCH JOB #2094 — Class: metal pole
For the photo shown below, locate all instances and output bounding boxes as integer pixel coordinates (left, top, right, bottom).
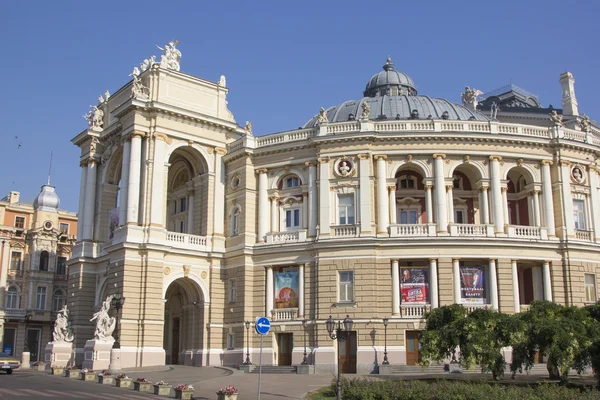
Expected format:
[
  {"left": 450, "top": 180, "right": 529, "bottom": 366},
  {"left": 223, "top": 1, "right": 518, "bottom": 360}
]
[
  {"left": 336, "top": 326, "right": 342, "bottom": 400},
  {"left": 245, "top": 323, "right": 251, "bottom": 364},
  {"left": 302, "top": 321, "right": 307, "bottom": 365},
  {"left": 257, "top": 334, "right": 263, "bottom": 400},
  {"left": 383, "top": 323, "right": 389, "bottom": 364}
]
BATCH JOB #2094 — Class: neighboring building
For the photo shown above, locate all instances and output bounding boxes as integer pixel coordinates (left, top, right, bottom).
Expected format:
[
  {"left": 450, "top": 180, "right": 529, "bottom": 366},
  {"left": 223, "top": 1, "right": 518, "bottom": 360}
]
[
  {"left": 0, "top": 187, "right": 77, "bottom": 361},
  {"left": 70, "top": 45, "right": 600, "bottom": 373}
]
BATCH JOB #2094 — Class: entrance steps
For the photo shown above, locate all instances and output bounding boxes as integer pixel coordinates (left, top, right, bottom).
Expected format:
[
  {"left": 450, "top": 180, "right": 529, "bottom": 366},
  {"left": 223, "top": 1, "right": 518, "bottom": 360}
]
[{"left": 246, "top": 365, "right": 297, "bottom": 374}]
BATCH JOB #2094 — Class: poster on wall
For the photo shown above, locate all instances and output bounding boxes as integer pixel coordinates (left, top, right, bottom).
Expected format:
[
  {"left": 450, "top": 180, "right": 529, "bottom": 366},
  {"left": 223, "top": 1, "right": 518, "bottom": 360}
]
[
  {"left": 275, "top": 270, "right": 299, "bottom": 309},
  {"left": 400, "top": 267, "right": 429, "bottom": 303},
  {"left": 108, "top": 208, "right": 119, "bottom": 239},
  {"left": 460, "top": 266, "right": 486, "bottom": 304}
]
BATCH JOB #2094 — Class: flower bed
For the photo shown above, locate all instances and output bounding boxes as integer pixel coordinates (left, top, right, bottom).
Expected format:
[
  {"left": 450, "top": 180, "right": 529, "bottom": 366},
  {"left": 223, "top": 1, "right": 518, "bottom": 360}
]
[
  {"left": 175, "top": 383, "right": 195, "bottom": 400},
  {"left": 216, "top": 385, "right": 238, "bottom": 400},
  {"left": 153, "top": 381, "right": 172, "bottom": 396},
  {"left": 32, "top": 361, "right": 46, "bottom": 372},
  {"left": 98, "top": 370, "right": 115, "bottom": 385},
  {"left": 134, "top": 378, "right": 153, "bottom": 393},
  {"left": 51, "top": 366, "right": 64, "bottom": 376},
  {"left": 116, "top": 374, "right": 132, "bottom": 388},
  {"left": 66, "top": 367, "right": 80, "bottom": 379},
  {"left": 80, "top": 368, "right": 95, "bottom": 381}
]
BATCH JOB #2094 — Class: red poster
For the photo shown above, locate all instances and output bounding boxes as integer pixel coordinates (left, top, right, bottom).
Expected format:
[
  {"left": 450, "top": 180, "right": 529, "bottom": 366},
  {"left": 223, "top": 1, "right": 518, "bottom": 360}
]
[{"left": 400, "top": 268, "right": 429, "bottom": 303}]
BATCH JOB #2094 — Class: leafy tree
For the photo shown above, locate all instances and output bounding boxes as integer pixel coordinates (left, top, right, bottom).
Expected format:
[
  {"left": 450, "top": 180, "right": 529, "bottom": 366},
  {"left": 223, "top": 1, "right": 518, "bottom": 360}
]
[{"left": 419, "top": 304, "right": 467, "bottom": 367}]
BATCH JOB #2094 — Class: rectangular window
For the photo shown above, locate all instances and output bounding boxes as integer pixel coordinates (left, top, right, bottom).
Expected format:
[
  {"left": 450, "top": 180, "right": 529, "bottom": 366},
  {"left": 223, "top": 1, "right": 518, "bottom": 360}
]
[
  {"left": 573, "top": 200, "right": 587, "bottom": 230},
  {"left": 228, "top": 279, "right": 236, "bottom": 303},
  {"left": 59, "top": 223, "right": 69, "bottom": 234},
  {"left": 179, "top": 220, "right": 185, "bottom": 233},
  {"left": 56, "top": 257, "right": 67, "bottom": 275},
  {"left": 286, "top": 177, "right": 299, "bottom": 188},
  {"left": 36, "top": 287, "right": 47, "bottom": 310},
  {"left": 172, "top": 201, "right": 177, "bottom": 215},
  {"left": 227, "top": 333, "right": 235, "bottom": 350},
  {"left": 338, "top": 271, "right": 354, "bottom": 302},
  {"left": 3, "top": 328, "right": 16, "bottom": 356},
  {"left": 400, "top": 210, "right": 418, "bottom": 224},
  {"left": 585, "top": 274, "right": 597, "bottom": 303},
  {"left": 285, "top": 209, "right": 301, "bottom": 229},
  {"left": 15, "top": 216, "right": 25, "bottom": 229},
  {"left": 338, "top": 194, "right": 355, "bottom": 225},
  {"left": 455, "top": 210, "right": 464, "bottom": 224},
  {"left": 180, "top": 197, "right": 187, "bottom": 212},
  {"left": 10, "top": 252, "right": 21, "bottom": 270}
]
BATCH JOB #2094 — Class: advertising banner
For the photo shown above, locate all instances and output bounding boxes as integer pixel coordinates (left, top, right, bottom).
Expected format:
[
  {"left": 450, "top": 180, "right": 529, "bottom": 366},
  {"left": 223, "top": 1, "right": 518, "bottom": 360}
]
[
  {"left": 460, "top": 266, "right": 486, "bottom": 304},
  {"left": 274, "top": 270, "right": 299, "bottom": 309},
  {"left": 400, "top": 267, "right": 429, "bottom": 303}
]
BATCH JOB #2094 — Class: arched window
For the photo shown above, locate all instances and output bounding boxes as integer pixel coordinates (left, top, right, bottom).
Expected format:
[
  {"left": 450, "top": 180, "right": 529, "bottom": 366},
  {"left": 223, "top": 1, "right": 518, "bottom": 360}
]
[
  {"left": 52, "top": 289, "right": 65, "bottom": 311},
  {"left": 39, "top": 251, "right": 49, "bottom": 271},
  {"left": 230, "top": 207, "right": 241, "bottom": 236},
  {"left": 5, "top": 287, "right": 18, "bottom": 309}
]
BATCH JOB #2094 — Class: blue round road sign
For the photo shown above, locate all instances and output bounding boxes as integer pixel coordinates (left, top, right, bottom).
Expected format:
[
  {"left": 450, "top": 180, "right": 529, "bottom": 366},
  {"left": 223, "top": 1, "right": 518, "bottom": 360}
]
[{"left": 255, "top": 317, "right": 271, "bottom": 335}]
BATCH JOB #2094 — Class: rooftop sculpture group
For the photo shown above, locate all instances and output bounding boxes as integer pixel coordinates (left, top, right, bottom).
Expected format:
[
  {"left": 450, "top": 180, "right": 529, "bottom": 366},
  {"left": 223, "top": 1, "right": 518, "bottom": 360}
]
[{"left": 83, "top": 105, "right": 104, "bottom": 130}]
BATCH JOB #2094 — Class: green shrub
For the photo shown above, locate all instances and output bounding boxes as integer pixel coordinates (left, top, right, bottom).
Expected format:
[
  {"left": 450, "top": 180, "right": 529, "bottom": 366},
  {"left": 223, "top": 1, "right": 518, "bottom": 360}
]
[{"left": 335, "top": 378, "right": 598, "bottom": 400}]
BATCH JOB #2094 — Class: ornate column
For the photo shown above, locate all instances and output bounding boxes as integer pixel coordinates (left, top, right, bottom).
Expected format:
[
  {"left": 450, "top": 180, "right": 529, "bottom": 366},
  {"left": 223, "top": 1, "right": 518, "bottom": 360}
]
[
  {"left": 446, "top": 184, "right": 454, "bottom": 223},
  {"left": 391, "top": 259, "right": 400, "bottom": 316},
  {"left": 375, "top": 155, "right": 389, "bottom": 233},
  {"left": 77, "top": 164, "right": 88, "bottom": 240},
  {"left": 257, "top": 169, "right": 269, "bottom": 242},
  {"left": 306, "top": 162, "right": 318, "bottom": 236},
  {"left": 542, "top": 261, "right": 553, "bottom": 301},
  {"left": 299, "top": 263, "right": 306, "bottom": 318},
  {"left": 433, "top": 154, "right": 448, "bottom": 232},
  {"left": 358, "top": 154, "right": 372, "bottom": 233},
  {"left": 118, "top": 138, "right": 131, "bottom": 226},
  {"left": 302, "top": 192, "right": 308, "bottom": 229},
  {"left": 590, "top": 166, "right": 600, "bottom": 242},
  {"left": 489, "top": 259, "right": 499, "bottom": 311},
  {"left": 425, "top": 182, "right": 433, "bottom": 224},
  {"left": 270, "top": 196, "right": 278, "bottom": 232},
  {"left": 126, "top": 132, "right": 143, "bottom": 224},
  {"left": 560, "top": 161, "right": 575, "bottom": 236},
  {"left": 453, "top": 259, "right": 461, "bottom": 304},
  {"left": 511, "top": 260, "right": 520, "bottom": 313},
  {"left": 489, "top": 156, "right": 504, "bottom": 233},
  {"left": 212, "top": 148, "right": 227, "bottom": 236},
  {"left": 541, "top": 161, "right": 556, "bottom": 236},
  {"left": 82, "top": 158, "right": 97, "bottom": 240},
  {"left": 429, "top": 259, "right": 439, "bottom": 309},
  {"left": 388, "top": 186, "right": 397, "bottom": 224},
  {"left": 150, "top": 134, "right": 167, "bottom": 226},
  {"left": 502, "top": 186, "right": 509, "bottom": 226},
  {"left": 532, "top": 189, "right": 541, "bottom": 227},
  {"left": 318, "top": 158, "right": 330, "bottom": 235},
  {"left": 266, "top": 267, "right": 274, "bottom": 317},
  {"left": 481, "top": 186, "right": 490, "bottom": 224}
]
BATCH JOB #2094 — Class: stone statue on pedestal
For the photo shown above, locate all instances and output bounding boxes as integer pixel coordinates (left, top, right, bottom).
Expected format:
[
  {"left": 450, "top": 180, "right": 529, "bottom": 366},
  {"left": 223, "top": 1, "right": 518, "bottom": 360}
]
[
  {"left": 52, "top": 305, "right": 74, "bottom": 343},
  {"left": 579, "top": 115, "right": 591, "bottom": 132},
  {"left": 461, "top": 86, "right": 482, "bottom": 109},
  {"left": 90, "top": 295, "right": 116, "bottom": 341},
  {"left": 317, "top": 107, "right": 328, "bottom": 124},
  {"left": 549, "top": 110, "right": 563, "bottom": 125},
  {"left": 84, "top": 106, "right": 104, "bottom": 129},
  {"left": 360, "top": 101, "right": 371, "bottom": 120}
]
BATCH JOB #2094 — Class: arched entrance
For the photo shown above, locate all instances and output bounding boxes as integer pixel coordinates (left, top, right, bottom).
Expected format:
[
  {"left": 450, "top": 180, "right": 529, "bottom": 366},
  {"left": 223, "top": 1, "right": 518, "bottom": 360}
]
[{"left": 163, "top": 277, "right": 206, "bottom": 366}]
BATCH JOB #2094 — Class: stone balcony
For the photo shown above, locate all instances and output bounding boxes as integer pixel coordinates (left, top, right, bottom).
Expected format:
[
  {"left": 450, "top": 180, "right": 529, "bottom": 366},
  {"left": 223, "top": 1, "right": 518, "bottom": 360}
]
[
  {"left": 3, "top": 309, "right": 26, "bottom": 318},
  {"left": 575, "top": 229, "right": 593, "bottom": 242},
  {"left": 330, "top": 225, "right": 361, "bottom": 238},
  {"left": 266, "top": 230, "right": 307, "bottom": 244},
  {"left": 271, "top": 308, "right": 297, "bottom": 321},
  {"left": 165, "top": 232, "right": 211, "bottom": 251},
  {"left": 389, "top": 224, "right": 436, "bottom": 237}
]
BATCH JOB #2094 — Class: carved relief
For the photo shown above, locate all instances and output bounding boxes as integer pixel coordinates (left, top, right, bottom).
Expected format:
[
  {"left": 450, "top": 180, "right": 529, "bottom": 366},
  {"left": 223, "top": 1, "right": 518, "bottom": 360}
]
[
  {"left": 333, "top": 158, "right": 355, "bottom": 178},
  {"left": 571, "top": 165, "right": 585, "bottom": 184}
]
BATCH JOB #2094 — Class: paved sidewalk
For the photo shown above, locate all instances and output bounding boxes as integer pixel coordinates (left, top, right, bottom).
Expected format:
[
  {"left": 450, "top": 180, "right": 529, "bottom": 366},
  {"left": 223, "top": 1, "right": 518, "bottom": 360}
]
[{"left": 121, "top": 366, "right": 333, "bottom": 400}]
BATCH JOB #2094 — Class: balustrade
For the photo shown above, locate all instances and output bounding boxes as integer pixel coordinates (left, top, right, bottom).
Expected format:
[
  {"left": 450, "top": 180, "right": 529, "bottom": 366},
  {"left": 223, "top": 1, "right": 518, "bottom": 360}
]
[{"left": 166, "top": 232, "right": 210, "bottom": 250}]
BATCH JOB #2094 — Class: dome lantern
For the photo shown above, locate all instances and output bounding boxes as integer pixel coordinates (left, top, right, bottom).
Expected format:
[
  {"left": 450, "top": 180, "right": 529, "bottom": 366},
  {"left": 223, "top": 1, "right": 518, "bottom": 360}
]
[{"left": 364, "top": 56, "right": 417, "bottom": 97}]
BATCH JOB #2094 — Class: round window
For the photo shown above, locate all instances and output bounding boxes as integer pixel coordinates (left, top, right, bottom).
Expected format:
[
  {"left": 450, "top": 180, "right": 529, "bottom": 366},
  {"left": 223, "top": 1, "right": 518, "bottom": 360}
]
[
  {"left": 231, "top": 176, "right": 240, "bottom": 189},
  {"left": 43, "top": 221, "right": 53, "bottom": 230}
]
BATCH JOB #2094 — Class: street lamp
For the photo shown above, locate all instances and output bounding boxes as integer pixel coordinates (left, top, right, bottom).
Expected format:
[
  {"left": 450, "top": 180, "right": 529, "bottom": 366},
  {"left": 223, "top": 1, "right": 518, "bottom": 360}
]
[
  {"left": 301, "top": 319, "right": 308, "bottom": 365},
  {"left": 23, "top": 314, "right": 32, "bottom": 353},
  {"left": 382, "top": 317, "right": 389, "bottom": 365},
  {"left": 110, "top": 294, "right": 125, "bottom": 349},
  {"left": 326, "top": 315, "right": 353, "bottom": 400},
  {"left": 243, "top": 321, "right": 252, "bottom": 365}
]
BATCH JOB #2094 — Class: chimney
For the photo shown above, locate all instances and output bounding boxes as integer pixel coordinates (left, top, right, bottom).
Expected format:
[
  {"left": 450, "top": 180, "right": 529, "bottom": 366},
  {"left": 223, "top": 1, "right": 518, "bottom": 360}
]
[
  {"left": 559, "top": 72, "right": 579, "bottom": 116},
  {"left": 9, "top": 191, "right": 20, "bottom": 204}
]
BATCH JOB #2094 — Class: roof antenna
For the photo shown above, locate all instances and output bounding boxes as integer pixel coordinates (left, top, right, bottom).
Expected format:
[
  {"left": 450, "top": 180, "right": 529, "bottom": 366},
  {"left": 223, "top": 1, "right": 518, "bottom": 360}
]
[{"left": 47, "top": 150, "right": 53, "bottom": 185}]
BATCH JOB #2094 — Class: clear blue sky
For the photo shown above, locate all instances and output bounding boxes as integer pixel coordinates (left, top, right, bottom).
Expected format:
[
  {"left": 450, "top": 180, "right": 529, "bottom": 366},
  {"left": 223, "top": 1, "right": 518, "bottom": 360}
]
[{"left": 1, "top": 0, "right": 598, "bottom": 212}]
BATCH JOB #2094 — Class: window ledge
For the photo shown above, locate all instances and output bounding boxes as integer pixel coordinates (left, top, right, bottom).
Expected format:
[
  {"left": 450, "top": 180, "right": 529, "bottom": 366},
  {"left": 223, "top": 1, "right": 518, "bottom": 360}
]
[{"left": 334, "top": 302, "right": 357, "bottom": 308}]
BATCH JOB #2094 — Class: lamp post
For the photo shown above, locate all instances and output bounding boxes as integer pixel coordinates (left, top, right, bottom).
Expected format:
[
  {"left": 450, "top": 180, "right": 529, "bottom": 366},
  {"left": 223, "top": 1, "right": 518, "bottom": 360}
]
[
  {"left": 382, "top": 317, "right": 389, "bottom": 365},
  {"left": 243, "top": 321, "right": 251, "bottom": 365},
  {"left": 301, "top": 319, "right": 308, "bottom": 365},
  {"left": 110, "top": 294, "right": 125, "bottom": 349},
  {"left": 326, "top": 315, "right": 353, "bottom": 400}
]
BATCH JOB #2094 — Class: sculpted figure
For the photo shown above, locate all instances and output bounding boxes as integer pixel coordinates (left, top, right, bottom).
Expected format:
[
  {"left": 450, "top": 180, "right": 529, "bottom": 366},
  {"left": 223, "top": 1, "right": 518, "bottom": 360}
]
[
  {"left": 84, "top": 106, "right": 104, "bottom": 129},
  {"left": 219, "top": 75, "right": 226, "bottom": 86},
  {"left": 461, "top": 86, "right": 482, "bottom": 106},
  {"left": 52, "top": 305, "right": 74, "bottom": 343},
  {"left": 90, "top": 295, "right": 116, "bottom": 341},
  {"left": 317, "top": 107, "right": 328, "bottom": 124},
  {"left": 579, "top": 115, "right": 591, "bottom": 132},
  {"left": 157, "top": 40, "right": 181, "bottom": 71},
  {"left": 140, "top": 55, "right": 156, "bottom": 72},
  {"left": 549, "top": 110, "right": 563, "bottom": 125},
  {"left": 339, "top": 161, "right": 351, "bottom": 176},
  {"left": 360, "top": 101, "right": 371, "bottom": 120},
  {"left": 104, "top": 90, "right": 110, "bottom": 100},
  {"left": 245, "top": 121, "right": 253, "bottom": 136},
  {"left": 98, "top": 95, "right": 105, "bottom": 104},
  {"left": 490, "top": 102, "right": 498, "bottom": 120},
  {"left": 131, "top": 75, "right": 150, "bottom": 100}
]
